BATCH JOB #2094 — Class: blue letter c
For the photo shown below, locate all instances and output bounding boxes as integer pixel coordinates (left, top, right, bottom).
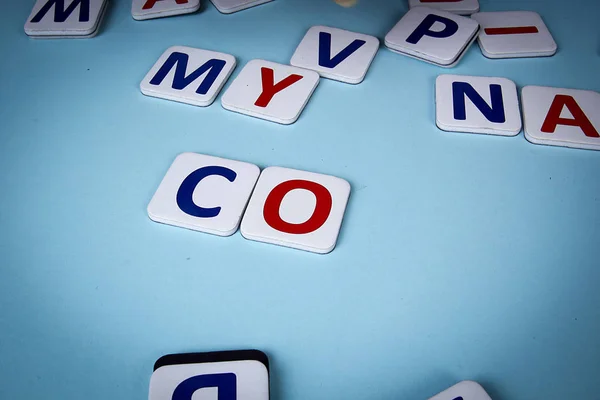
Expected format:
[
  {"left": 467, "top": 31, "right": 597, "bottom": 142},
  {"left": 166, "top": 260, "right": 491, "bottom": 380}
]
[{"left": 176, "top": 166, "right": 237, "bottom": 218}]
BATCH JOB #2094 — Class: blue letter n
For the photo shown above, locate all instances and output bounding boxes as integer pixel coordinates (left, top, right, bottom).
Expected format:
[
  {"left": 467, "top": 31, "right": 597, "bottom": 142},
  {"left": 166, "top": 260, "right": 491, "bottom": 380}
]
[
  {"left": 318, "top": 32, "right": 366, "bottom": 68},
  {"left": 31, "top": 0, "right": 90, "bottom": 23},
  {"left": 150, "top": 52, "right": 227, "bottom": 95},
  {"left": 172, "top": 373, "right": 236, "bottom": 400},
  {"left": 452, "top": 82, "right": 506, "bottom": 123}
]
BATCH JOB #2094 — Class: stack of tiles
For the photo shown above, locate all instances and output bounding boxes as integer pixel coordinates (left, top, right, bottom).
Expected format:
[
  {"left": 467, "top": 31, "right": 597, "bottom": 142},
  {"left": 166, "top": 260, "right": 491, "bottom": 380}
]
[
  {"left": 149, "top": 351, "right": 270, "bottom": 400},
  {"left": 209, "top": 0, "right": 273, "bottom": 14},
  {"left": 132, "top": 0, "right": 201, "bottom": 21},
  {"left": 408, "top": 0, "right": 480, "bottom": 15},
  {"left": 384, "top": 7, "right": 480, "bottom": 67},
  {"left": 24, "top": 0, "right": 108, "bottom": 38},
  {"left": 428, "top": 381, "right": 493, "bottom": 400},
  {"left": 471, "top": 11, "right": 557, "bottom": 58}
]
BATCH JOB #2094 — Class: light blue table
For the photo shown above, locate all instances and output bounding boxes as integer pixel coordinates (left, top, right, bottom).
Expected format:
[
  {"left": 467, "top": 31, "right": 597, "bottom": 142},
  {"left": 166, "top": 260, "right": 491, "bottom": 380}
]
[{"left": 1, "top": 0, "right": 599, "bottom": 399}]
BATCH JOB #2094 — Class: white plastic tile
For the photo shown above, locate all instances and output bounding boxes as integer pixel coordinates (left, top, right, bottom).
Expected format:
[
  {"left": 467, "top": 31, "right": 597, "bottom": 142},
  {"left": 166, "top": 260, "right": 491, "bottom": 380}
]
[
  {"left": 209, "top": 0, "right": 272, "bottom": 14},
  {"left": 290, "top": 25, "right": 379, "bottom": 84},
  {"left": 221, "top": 60, "right": 320, "bottom": 125},
  {"left": 24, "top": 0, "right": 108, "bottom": 38},
  {"left": 436, "top": 74, "right": 522, "bottom": 136},
  {"left": 150, "top": 351, "right": 269, "bottom": 400},
  {"left": 471, "top": 11, "right": 557, "bottom": 58},
  {"left": 522, "top": 86, "right": 600, "bottom": 151},
  {"left": 240, "top": 166, "right": 351, "bottom": 254},
  {"left": 385, "top": 6, "right": 480, "bottom": 67},
  {"left": 147, "top": 153, "right": 260, "bottom": 237},
  {"left": 408, "top": 0, "right": 479, "bottom": 15},
  {"left": 140, "top": 46, "right": 236, "bottom": 107},
  {"left": 428, "top": 381, "right": 492, "bottom": 400},
  {"left": 131, "top": 0, "right": 200, "bottom": 20}
]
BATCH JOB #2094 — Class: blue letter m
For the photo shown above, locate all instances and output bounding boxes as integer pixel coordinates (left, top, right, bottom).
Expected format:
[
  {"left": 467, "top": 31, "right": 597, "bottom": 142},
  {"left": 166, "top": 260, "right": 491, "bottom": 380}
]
[
  {"left": 172, "top": 373, "right": 236, "bottom": 400},
  {"left": 452, "top": 82, "right": 506, "bottom": 123},
  {"left": 30, "top": 0, "right": 90, "bottom": 23},
  {"left": 150, "top": 52, "right": 227, "bottom": 95}
]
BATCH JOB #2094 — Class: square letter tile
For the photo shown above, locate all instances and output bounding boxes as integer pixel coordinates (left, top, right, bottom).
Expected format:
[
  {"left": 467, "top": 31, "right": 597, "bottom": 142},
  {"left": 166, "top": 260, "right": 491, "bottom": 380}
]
[
  {"left": 210, "top": 0, "right": 273, "bottom": 14},
  {"left": 428, "top": 381, "right": 492, "bottom": 400},
  {"left": 436, "top": 74, "right": 521, "bottom": 136},
  {"left": 384, "top": 7, "right": 480, "bottom": 67},
  {"left": 140, "top": 46, "right": 236, "bottom": 107},
  {"left": 221, "top": 60, "right": 320, "bottom": 124},
  {"left": 240, "top": 166, "right": 351, "bottom": 254},
  {"left": 150, "top": 350, "right": 269, "bottom": 400},
  {"left": 290, "top": 25, "right": 379, "bottom": 84},
  {"left": 25, "top": 0, "right": 108, "bottom": 38},
  {"left": 522, "top": 86, "right": 600, "bottom": 151},
  {"left": 147, "top": 153, "right": 260, "bottom": 237},
  {"left": 409, "top": 0, "right": 479, "bottom": 15},
  {"left": 131, "top": 0, "right": 200, "bottom": 20},
  {"left": 471, "top": 11, "right": 557, "bottom": 58}
]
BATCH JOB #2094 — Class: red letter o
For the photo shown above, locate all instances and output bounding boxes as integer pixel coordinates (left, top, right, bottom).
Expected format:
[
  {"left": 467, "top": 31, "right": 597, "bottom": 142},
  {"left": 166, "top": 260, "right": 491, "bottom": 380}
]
[{"left": 263, "top": 180, "right": 332, "bottom": 234}]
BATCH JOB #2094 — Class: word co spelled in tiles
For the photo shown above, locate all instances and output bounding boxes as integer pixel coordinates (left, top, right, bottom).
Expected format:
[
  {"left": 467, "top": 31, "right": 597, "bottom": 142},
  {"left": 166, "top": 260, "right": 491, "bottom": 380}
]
[
  {"left": 408, "top": 0, "right": 480, "bottom": 16},
  {"left": 150, "top": 350, "right": 270, "bottom": 400},
  {"left": 209, "top": 0, "right": 273, "bottom": 14},
  {"left": 131, "top": 0, "right": 201, "bottom": 20},
  {"left": 471, "top": 11, "right": 557, "bottom": 58},
  {"left": 436, "top": 74, "right": 521, "bottom": 136},
  {"left": 221, "top": 60, "right": 320, "bottom": 124},
  {"left": 140, "top": 46, "right": 236, "bottom": 107},
  {"left": 385, "top": 6, "right": 480, "bottom": 67},
  {"left": 290, "top": 26, "right": 379, "bottom": 84},
  {"left": 522, "top": 86, "right": 600, "bottom": 150},
  {"left": 429, "top": 381, "right": 493, "bottom": 400},
  {"left": 25, "top": 0, "right": 108, "bottom": 38},
  {"left": 148, "top": 153, "right": 351, "bottom": 254}
]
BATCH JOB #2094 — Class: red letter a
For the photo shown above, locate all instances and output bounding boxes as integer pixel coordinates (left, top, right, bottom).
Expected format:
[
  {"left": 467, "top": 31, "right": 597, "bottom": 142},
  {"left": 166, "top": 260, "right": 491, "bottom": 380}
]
[
  {"left": 143, "top": 0, "right": 188, "bottom": 10},
  {"left": 541, "top": 95, "right": 599, "bottom": 138}
]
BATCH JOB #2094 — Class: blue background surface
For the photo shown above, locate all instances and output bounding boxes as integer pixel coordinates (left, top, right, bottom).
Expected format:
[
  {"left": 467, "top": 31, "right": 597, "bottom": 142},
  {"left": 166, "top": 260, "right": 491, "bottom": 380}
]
[{"left": 1, "top": 0, "right": 599, "bottom": 399}]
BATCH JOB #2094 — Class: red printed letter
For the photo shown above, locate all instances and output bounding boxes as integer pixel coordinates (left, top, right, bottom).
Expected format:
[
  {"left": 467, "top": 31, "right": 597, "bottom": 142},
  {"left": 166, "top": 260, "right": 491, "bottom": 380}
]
[
  {"left": 541, "top": 95, "right": 599, "bottom": 138},
  {"left": 263, "top": 180, "right": 332, "bottom": 234},
  {"left": 254, "top": 67, "right": 303, "bottom": 108},
  {"left": 143, "top": 0, "right": 188, "bottom": 9}
]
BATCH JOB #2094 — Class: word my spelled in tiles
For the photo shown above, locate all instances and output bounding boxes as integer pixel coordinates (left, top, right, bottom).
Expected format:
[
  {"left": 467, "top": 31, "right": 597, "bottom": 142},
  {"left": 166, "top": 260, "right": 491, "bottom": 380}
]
[{"left": 149, "top": 350, "right": 495, "bottom": 400}]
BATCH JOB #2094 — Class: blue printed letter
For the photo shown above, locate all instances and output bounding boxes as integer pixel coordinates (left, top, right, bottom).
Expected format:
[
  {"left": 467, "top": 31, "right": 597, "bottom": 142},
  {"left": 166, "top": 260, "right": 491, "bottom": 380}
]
[
  {"left": 318, "top": 32, "right": 366, "bottom": 68},
  {"left": 452, "top": 82, "right": 506, "bottom": 123},
  {"left": 176, "top": 166, "right": 237, "bottom": 218},
  {"left": 30, "top": 0, "right": 90, "bottom": 23},
  {"left": 172, "top": 373, "right": 236, "bottom": 400},
  {"left": 150, "top": 52, "right": 227, "bottom": 95},
  {"left": 406, "top": 14, "right": 459, "bottom": 44}
]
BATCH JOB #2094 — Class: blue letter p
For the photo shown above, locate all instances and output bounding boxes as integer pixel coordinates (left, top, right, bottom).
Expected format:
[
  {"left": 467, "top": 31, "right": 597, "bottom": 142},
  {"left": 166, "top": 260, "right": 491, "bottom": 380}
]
[{"left": 406, "top": 14, "right": 459, "bottom": 44}]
